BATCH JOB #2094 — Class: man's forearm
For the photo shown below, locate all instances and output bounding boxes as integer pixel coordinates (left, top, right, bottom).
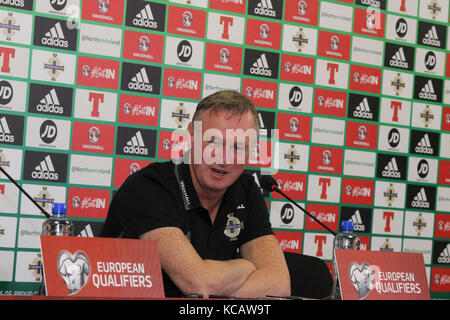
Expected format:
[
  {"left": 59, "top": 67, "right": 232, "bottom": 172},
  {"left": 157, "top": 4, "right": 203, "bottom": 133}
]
[
  {"left": 229, "top": 267, "right": 290, "bottom": 298},
  {"left": 229, "top": 235, "right": 291, "bottom": 298},
  {"left": 201, "top": 258, "right": 255, "bottom": 296}
]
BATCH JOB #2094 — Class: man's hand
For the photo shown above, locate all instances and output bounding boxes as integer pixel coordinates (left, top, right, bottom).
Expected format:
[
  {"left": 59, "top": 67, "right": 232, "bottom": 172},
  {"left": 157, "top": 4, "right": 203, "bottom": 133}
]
[
  {"left": 230, "top": 235, "right": 291, "bottom": 298},
  {"left": 140, "top": 227, "right": 256, "bottom": 297}
]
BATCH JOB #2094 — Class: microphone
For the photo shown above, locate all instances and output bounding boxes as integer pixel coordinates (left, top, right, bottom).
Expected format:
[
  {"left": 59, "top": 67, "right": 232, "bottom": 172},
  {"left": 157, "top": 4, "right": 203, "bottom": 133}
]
[
  {"left": 260, "top": 175, "right": 336, "bottom": 236},
  {"left": 0, "top": 165, "right": 51, "bottom": 218}
]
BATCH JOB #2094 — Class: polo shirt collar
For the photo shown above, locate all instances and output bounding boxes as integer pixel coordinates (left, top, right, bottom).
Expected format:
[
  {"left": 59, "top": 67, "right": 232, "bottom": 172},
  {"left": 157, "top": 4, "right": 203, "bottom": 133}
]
[
  {"left": 174, "top": 161, "right": 244, "bottom": 213},
  {"left": 174, "top": 161, "right": 202, "bottom": 211}
]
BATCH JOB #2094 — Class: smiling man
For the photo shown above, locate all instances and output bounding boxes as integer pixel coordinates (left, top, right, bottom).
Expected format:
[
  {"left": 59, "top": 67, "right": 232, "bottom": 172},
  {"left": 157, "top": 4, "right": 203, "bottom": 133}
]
[{"left": 100, "top": 90, "right": 290, "bottom": 298}]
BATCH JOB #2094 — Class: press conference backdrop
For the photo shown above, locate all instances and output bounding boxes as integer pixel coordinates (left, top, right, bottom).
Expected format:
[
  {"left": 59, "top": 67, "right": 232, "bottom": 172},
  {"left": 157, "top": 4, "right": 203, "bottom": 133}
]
[{"left": 0, "top": 0, "right": 448, "bottom": 298}]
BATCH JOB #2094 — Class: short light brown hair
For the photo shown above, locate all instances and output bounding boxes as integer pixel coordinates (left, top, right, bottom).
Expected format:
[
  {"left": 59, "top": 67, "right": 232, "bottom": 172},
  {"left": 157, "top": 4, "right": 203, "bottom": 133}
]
[{"left": 192, "top": 90, "right": 259, "bottom": 130}]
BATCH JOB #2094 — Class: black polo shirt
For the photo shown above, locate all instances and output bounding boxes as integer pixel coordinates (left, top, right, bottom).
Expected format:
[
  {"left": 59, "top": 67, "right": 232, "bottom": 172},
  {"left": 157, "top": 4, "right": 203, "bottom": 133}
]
[{"left": 100, "top": 160, "right": 273, "bottom": 297}]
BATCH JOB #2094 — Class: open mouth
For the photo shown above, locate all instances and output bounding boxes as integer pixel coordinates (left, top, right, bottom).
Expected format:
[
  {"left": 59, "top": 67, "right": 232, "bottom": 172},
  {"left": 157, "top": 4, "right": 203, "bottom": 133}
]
[{"left": 211, "top": 167, "right": 228, "bottom": 176}]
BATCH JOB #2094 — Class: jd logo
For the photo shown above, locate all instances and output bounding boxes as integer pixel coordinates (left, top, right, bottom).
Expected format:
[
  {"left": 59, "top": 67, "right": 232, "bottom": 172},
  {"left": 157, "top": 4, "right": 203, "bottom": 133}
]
[
  {"left": 424, "top": 51, "right": 436, "bottom": 71},
  {"left": 388, "top": 128, "right": 400, "bottom": 148},
  {"left": 395, "top": 18, "right": 408, "bottom": 38},
  {"left": 177, "top": 40, "right": 192, "bottom": 63},
  {"left": 281, "top": 203, "right": 294, "bottom": 225},
  {"left": 50, "top": 0, "right": 68, "bottom": 11},
  {"left": 289, "top": 86, "right": 303, "bottom": 107},
  {"left": 417, "top": 159, "right": 429, "bottom": 179},
  {"left": 40, "top": 120, "right": 57, "bottom": 144},
  {"left": 0, "top": 80, "right": 13, "bottom": 105}
]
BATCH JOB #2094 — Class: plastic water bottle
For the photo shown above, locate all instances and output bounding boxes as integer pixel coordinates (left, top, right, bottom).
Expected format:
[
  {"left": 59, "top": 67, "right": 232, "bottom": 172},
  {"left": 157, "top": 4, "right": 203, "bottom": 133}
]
[
  {"left": 330, "top": 220, "right": 361, "bottom": 300},
  {"left": 42, "top": 203, "right": 74, "bottom": 236},
  {"left": 39, "top": 203, "right": 73, "bottom": 295}
]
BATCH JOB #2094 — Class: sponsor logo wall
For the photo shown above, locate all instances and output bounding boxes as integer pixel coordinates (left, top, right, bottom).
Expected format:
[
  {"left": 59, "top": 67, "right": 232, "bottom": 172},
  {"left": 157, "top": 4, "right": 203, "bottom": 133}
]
[{"left": 0, "top": 0, "right": 448, "bottom": 298}]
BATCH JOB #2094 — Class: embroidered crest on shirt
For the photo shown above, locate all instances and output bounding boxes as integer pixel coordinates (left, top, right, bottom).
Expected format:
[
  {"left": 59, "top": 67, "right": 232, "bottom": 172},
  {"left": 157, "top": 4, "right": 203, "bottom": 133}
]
[{"left": 224, "top": 213, "right": 243, "bottom": 241}]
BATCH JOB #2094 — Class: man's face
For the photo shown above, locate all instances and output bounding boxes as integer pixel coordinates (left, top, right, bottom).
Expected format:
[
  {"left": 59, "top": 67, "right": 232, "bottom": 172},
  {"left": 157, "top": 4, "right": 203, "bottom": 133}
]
[{"left": 188, "top": 108, "right": 257, "bottom": 195}]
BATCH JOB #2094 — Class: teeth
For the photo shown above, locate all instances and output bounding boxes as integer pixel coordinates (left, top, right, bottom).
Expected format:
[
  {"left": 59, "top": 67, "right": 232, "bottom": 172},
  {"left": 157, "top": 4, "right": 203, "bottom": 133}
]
[{"left": 212, "top": 168, "right": 227, "bottom": 175}]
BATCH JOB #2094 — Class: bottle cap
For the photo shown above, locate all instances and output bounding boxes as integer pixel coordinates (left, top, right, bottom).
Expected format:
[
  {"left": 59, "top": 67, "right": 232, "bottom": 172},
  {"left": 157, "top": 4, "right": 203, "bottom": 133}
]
[
  {"left": 342, "top": 220, "right": 354, "bottom": 231},
  {"left": 52, "top": 203, "right": 67, "bottom": 215}
]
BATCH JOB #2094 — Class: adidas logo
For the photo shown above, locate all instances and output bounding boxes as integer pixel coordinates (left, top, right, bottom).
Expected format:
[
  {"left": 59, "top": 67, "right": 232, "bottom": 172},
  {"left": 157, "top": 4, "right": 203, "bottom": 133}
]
[
  {"left": 349, "top": 210, "right": 365, "bottom": 232},
  {"left": 37, "top": 89, "right": 63, "bottom": 114},
  {"left": 382, "top": 157, "right": 401, "bottom": 178},
  {"left": 419, "top": 79, "right": 438, "bottom": 101},
  {"left": 123, "top": 131, "right": 148, "bottom": 155},
  {"left": 0, "top": 117, "right": 13, "bottom": 143},
  {"left": 77, "top": 224, "right": 94, "bottom": 238},
  {"left": 128, "top": 67, "right": 153, "bottom": 92},
  {"left": 438, "top": 243, "right": 450, "bottom": 264},
  {"left": 423, "top": 25, "right": 441, "bottom": 47},
  {"left": 133, "top": 4, "right": 158, "bottom": 28},
  {"left": 250, "top": 54, "right": 272, "bottom": 77},
  {"left": 32, "top": 155, "right": 58, "bottom": 180},
  {"left": 353, "top": 97, "right": 373, "bottom": 119},
  {"left": 389, "top": 47, "right": 409, "bottom": 69},
  {"left": 254, "top": 0, "right": 276, "bottom": 17},
  {"left": 411, "top": 187, "right": 430, "bottom": 209},
  {"left": 41, "top": 22, "right": 68, "bottom": 48},
  {"left": 415, "top": 133, "right": 434, "bottom": 155}
]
